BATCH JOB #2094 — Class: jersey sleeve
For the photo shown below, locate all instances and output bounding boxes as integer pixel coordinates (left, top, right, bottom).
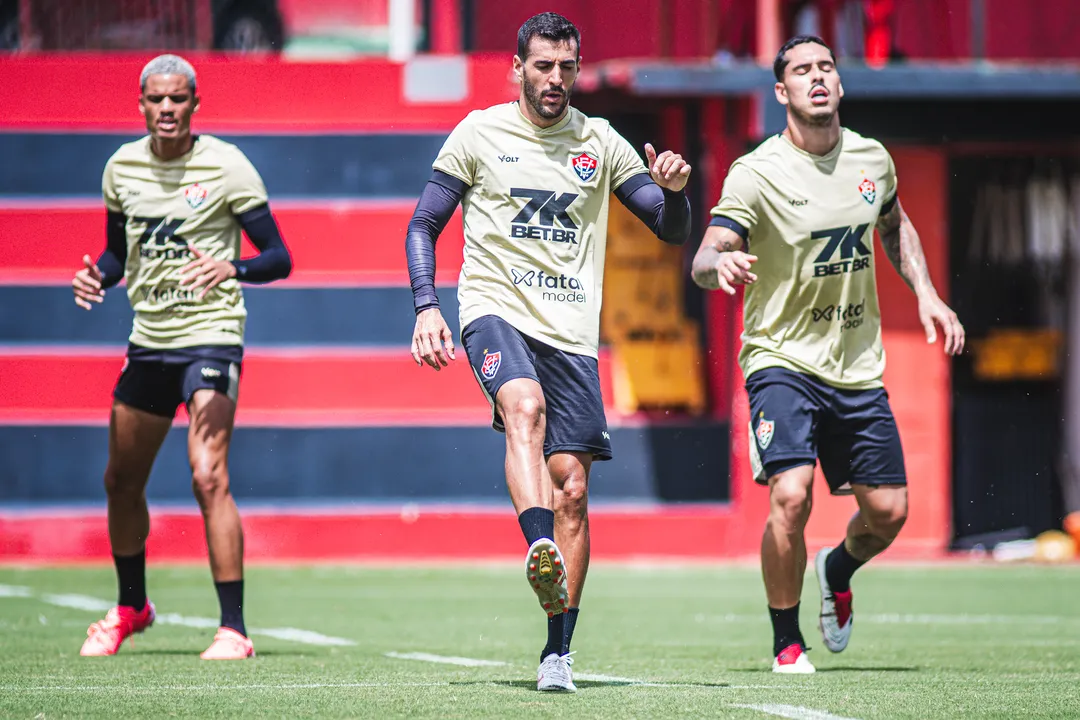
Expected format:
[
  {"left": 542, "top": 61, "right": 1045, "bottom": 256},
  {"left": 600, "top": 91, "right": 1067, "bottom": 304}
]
[
  {"left": 606, "top": 124, "right": 648, "bottom": 192},
  {"left": 102, "top": 157, "right": 122, "bottom": 213},
  {"left": 709, "top": 162, "right": 759, "bottom": 237},
  {"left": 225, "top": 149, "right": 270, "bottom": 216},
  {"left": 432, "top": 113, "right": 478, "bottom": 186}
]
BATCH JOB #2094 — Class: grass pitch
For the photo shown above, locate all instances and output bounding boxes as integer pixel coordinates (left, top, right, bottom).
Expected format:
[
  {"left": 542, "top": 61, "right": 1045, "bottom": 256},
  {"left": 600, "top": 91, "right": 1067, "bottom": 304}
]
[{"left": 1, "top": 562, "right": 1077, "bottom": 718}]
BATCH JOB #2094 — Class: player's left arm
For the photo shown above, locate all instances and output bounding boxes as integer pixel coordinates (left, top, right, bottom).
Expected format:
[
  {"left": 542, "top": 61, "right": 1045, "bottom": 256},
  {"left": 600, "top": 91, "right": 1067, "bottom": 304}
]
[
  {"left": 609, "top": 127, "right": 692, "bottom": 245},
  {"left": 182, "top": 150, "right": 293, "bottom": 298},
  {"left": 876, "top": 196, "right": 965, "bottom": 355},
  {"left": 181, "top": 204, "right": 293, "bottom": 299}
]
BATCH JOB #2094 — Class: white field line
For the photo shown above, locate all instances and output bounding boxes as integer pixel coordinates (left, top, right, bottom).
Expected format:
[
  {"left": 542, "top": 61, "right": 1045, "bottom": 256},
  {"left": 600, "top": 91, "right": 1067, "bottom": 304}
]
[
  {"left": 384, "top": 651, "right": 508, "bottom": 667},
  {"left": 0, "top": 584, "right": 355, "bottom": 647},
  {"left": 733, "top": 703, "right": 861, "bottom": 720}
]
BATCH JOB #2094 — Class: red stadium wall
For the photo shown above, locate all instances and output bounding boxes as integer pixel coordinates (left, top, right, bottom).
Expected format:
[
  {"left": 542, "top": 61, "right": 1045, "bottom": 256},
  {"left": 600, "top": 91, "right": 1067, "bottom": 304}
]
[
  {"left": 0, "top": 54, "right": 516, "bottom": 130},
  {"left": 0, "top": 54, "right": 951, "bottom": 561}
]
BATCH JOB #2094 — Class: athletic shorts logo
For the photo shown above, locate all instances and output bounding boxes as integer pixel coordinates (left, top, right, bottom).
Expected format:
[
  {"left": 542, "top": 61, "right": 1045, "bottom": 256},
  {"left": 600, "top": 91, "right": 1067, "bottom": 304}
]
[
  {"left": 201, "top": 366, "right": 222, "bottom": 379},
  {"left": 755, "top": 413, "right": 775, "bottom": 450},
  {"left": 184, "top": 183, "right": 208, "bottom": 210},
  {"left": 571, "top": 152, "right": 599, "bottom": 182},
  {"left": 858, "top": 178, "right": 877, "bottom": 205},
  {"left": 481, "top": 351, "right": 502, "bottom": 380}
]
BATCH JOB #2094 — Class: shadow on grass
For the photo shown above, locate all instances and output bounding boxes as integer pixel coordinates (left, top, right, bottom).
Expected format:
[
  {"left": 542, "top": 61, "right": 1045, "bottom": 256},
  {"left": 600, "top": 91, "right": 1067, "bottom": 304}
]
[
  {"left": 453, "top": 679, "right": 755, "bottom": 690},
  {"left": 728, "top": 665, "right": 920, "bottom": 674}
]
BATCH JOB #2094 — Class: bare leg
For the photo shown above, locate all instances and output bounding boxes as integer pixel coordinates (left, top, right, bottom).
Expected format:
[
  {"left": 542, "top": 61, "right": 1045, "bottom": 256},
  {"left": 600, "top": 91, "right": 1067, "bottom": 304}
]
[
  {"left": 845, "top": 484, "right": 908, "bottom": 562},
  {"left": 549, "top": 451, "right": 591, "bottom": 606},
  {"left": 496, "top": 378, "right": 552, "bottom": 512},
  {"left": 187, "top": 389, "right": 242, "bottom": 583},
  {"left": 105, "top": 401, "right": 171, "bottom": 583},
  {"left": 761, "top": 465, "right": 816, "bottom": 609}
]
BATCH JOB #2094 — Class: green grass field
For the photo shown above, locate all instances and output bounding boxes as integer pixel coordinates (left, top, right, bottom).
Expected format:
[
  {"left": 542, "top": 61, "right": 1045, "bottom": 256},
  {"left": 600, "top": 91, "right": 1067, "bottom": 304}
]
[{"left": 1, "top": 563, "right": 1077, "bottom": 718}]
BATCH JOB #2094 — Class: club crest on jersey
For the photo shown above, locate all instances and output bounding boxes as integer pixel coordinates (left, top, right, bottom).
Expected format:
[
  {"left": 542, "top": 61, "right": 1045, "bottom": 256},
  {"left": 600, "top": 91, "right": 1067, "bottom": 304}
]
[
  {"left": 481, "top": 351, "right": 502, "bottom": 380},
  {"left": 571, "top": 152, "right": 598, "bottom": 182},
  {"left": 858, "top": 178, "right": 877, "bottom": 205},
  {"left": 184, "top": 183, "right": 208, "bottom": 210},
  {"left": 755, "top": 414, "right": 775, "bottom": 450}
]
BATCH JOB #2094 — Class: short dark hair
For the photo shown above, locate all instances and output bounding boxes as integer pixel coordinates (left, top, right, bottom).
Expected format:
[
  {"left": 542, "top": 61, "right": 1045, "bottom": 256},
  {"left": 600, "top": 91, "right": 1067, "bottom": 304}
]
[
  {"left": 773, "top": 35, "right": 835, "bottom": 81},
  {"left": 517, "top": 12, "right": 580, "bottom": 60}
]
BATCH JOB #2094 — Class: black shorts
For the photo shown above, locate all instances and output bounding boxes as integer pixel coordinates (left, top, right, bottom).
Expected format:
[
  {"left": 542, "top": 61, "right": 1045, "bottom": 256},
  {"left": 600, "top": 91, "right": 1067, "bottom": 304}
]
[
  {"left": 113, "top": 343, "right": 243, "bottom": 419},
  {"left": 461, "top": 314, "right": 612, "bottom": 461},
  {"left": 745, "top": 366, "right": 906, "bottom": 495}
]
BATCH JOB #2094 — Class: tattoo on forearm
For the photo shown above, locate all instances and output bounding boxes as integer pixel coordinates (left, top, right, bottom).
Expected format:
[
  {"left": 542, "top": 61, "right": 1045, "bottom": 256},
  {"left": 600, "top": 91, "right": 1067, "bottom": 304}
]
[
  {"left": 691, "top": 232, "right": 743, "bottom": 289},
  {"left": 879, "top": 206, "right": 933, "bottom": 294}
]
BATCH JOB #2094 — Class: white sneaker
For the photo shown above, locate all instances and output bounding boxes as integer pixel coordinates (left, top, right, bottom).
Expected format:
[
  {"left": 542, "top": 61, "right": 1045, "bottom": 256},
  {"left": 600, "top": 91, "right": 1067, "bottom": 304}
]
[
  {"left": 537, "top": 652, "right": 576, "bottom": 692},
  {"left": 772, "top": 643, "right": 816, "bottom": 674},
  {"left": 815, "top": 547, "right": 854, "bottom": 653},
  {"left": 525, "top": 538, "right": 569, "bottom": 617}
]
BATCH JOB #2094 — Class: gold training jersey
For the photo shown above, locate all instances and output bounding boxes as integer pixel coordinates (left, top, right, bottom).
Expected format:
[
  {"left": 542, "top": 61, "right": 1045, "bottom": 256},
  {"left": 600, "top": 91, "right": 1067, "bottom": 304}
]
[
  {"left": 711, "top": 129, "right": 897, "bottom": 389},
  {"left": 102, "top": 134, "right": 269, "bottom": 349},
  {"left": 433, "top": 102, "right": 647, "bottom": 357}
]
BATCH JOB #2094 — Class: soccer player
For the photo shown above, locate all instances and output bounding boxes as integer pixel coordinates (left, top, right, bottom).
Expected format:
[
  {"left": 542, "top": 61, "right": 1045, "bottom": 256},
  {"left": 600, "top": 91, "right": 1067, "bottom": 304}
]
[
  {"left": 71, "top": 54, "right": 292, "bottom": 660},
  {"left": 691, "top": 36, "right": 964, "bottom": 673},
  {"left": 405, "top": 12, "right": 692, "bottom": 692}
]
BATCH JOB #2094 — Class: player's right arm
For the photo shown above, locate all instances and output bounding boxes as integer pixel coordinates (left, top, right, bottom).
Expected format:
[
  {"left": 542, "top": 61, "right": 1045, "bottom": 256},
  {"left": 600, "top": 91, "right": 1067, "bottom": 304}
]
[
  {"left": 406, "top": 170, "right": 467, "bottom": 371},
  {"left": 691, "top": 163, "right": 759, "bottom": 295},
  {"left": 691, "top": 224, "right": 757, "bottom": 295},
  {"left": 407, "top": 115, "right": 478, "bottom": 371},
  {"left": 73, "top": 161, "right": 128, "bottom": 310}
]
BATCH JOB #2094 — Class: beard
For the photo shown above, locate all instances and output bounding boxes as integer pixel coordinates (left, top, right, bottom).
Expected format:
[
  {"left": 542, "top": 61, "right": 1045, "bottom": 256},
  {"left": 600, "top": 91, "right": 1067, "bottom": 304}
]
[
  {"left": 789, "top": 102, "right": 836, "bottom": 127},
  {"left": 523, "top": 80, "right": 570, "bottom": 120}
]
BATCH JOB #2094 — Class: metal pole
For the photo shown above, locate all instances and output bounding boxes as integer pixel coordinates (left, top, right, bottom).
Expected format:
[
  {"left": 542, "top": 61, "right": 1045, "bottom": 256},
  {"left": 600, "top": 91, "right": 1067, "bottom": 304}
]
[{"left": 389, "top": 0, "right": 417, "bottom": 61}]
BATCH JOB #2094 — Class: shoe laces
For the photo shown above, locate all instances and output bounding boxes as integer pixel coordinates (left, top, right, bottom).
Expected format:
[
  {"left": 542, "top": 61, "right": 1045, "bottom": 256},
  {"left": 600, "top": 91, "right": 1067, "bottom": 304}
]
[{"left": 542, "top": 651, "right": 575, "bottom": 675}]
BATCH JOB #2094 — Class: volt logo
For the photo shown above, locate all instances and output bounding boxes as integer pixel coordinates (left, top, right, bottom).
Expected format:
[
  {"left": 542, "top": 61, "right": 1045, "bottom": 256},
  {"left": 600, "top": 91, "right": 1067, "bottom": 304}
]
[
  {"left": 510, "top": 188, "right": 579, "bottom": 244},
  {"left": 812, "top": 224, "right": 871, "bottom": 277}
]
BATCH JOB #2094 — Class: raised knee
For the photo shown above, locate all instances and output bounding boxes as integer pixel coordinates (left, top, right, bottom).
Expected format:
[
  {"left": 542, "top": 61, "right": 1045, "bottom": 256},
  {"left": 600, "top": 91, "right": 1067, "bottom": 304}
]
[
  {"left": 867, "top": 492, "right": 908, "bottom": 537},
  {"left": 503, "top": 394, "right": 544, "bottom": 432},
  {"left": 190, "top": 457, "right": 229, "bottom": 504}
]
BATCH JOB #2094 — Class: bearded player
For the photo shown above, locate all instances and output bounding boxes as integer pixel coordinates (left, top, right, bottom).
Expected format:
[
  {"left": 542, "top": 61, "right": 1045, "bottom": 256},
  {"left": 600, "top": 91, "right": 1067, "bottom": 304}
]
[{"left": 405, "top": 12, "right": 692, "bottom": 691}]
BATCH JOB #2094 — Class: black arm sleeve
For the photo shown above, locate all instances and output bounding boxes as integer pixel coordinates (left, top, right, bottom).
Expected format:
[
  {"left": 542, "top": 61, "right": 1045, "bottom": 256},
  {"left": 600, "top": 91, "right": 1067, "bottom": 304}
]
[
  {"left": 708, "top": 215, "right": 749, "bottom": 241},
  {"left": 97, "top": 211, "right": 128, "bottom": 289},
  {"left": 407, "top": 170, "right": 467, "bottom": 314},
  {"left": 613, "top": 173, "right": 692, "bottom": 245},
  {"left": 232, "top": 204, "right": 293, "bottom": 284}
]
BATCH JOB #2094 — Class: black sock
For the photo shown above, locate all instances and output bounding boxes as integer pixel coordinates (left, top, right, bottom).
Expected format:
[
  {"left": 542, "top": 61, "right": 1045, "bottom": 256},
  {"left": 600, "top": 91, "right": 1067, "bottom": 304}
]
[
  {"left": 825, "top": 541, "right": 865, "bottom": 593},
  {"left": 215, "top": 580, "right": 246, "bottom": 637},
  {"left": 540, "top": 606, "right": 580, "bottom": 660},
  {"left": 562, "top": 606, "right": 579, "bottom": 655},
  {"left": 769, "top": 604, "right": 804, "bottom": 656},
  {"left": 114, "top": 551, "right": 147, "bottom": 611},
  {"left": 517, "top": 507, "right": 555, "bottom": 546},
  {"left": 541, "top": 611, "right": 565, "bottom": 661}
]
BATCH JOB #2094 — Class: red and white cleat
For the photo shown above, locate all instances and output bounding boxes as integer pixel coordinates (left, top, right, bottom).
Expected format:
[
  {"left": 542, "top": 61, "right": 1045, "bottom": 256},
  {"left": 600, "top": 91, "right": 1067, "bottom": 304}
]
[
  {"left": 524, "top": 538, "right": 569, "bottom": 618},
  {"left": 200, "top": 627, "right": 255, "bottom": 660},
  {"left": 816, "top": 546, "right": 854, "bottom": 653},
  {"left": 80, "top": 601, "right": 156, "bottom": 656},
  {"left": 772, "top": 643, "right": 816, "bottom": 674}
]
